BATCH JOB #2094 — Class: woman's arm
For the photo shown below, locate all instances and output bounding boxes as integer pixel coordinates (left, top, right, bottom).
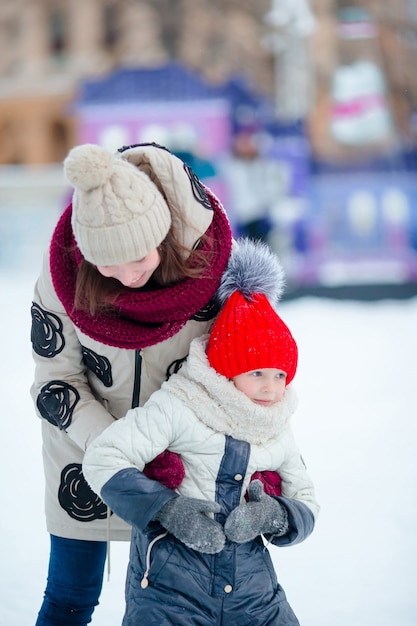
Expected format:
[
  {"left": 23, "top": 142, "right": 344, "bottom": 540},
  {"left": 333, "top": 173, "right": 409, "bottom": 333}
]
[{"left": 83, "top": 390, "right": 180, "bottom": 527}]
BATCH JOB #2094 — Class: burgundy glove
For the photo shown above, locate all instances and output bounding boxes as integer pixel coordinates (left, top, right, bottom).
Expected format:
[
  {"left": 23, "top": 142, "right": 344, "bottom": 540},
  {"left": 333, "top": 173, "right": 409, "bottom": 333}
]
[{"left": 144, "top": 450, "right": 185, "bottom": 490}]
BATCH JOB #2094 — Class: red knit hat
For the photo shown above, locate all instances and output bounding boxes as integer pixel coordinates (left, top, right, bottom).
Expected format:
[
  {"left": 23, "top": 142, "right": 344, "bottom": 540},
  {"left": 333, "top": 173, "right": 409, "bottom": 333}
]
[{"left": 206, "top": 290, "right": 298, "bottom": 384}]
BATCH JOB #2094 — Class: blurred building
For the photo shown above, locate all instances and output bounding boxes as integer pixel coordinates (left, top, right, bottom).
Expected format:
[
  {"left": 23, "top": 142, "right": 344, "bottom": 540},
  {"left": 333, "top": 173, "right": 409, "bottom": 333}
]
[
  {"left": 0, "top": 0, "right": 273, "bottom": 165},
  {"left": 309, "top": 0, "right": 417, "bottom": 166},
  {"left": 1, "top": 0, "right": 417, "bottom": 287},
  {"left": 0, "top": 0, "right": 416, "bottom": 169}
]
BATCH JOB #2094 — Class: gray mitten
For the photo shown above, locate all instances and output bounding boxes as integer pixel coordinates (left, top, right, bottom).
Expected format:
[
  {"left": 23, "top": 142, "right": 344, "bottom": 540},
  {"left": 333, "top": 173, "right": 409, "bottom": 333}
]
[
  {"left": 153, "top": 495, "right": 225, "bottom": 554},
  {"left": 224, "top": 479, "right": 289, "bottom": 543}
]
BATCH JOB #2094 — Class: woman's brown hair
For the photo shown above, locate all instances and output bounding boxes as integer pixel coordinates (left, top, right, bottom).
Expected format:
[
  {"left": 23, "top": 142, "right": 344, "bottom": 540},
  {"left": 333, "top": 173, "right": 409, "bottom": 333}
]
[{"left": 73, "top": 208, "right": 213, "bottom": 316}]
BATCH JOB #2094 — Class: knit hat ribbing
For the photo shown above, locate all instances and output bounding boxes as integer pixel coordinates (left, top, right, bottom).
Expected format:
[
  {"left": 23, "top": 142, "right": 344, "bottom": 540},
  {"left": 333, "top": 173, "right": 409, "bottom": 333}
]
[
  {"left": 64, "top": 143, "right": 171, "bottom": 265},
  {"left": 206, "top": 239, "right": 298, "bottom": 384},
  {"left": 206, "top": 291, "right": 298, "bottom": 383}
]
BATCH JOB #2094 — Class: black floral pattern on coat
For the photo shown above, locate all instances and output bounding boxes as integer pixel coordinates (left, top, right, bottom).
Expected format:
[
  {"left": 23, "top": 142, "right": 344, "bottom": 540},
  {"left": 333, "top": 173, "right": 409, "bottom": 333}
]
[
  {"left": 58, "top": 463, "right": 110, "bottom": 521},
  {"left": 37, "top": 380, "right": 79, "bottom": 430},
  {"left": 31, "top": 302, "right": 65, "bottom": 357},
  {"left": 82, "top": 347, "right": 113, "bottom": 387},
  {"left": 166, "top": 356, "right": 188, "bottom": 379},
  {"left": 183, "top": 163, "right": 212, "bottom": 210}
]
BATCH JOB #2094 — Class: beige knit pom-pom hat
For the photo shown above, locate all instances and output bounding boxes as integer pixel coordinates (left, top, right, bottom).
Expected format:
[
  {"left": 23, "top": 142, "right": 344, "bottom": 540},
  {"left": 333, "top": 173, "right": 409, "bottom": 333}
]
[{"left": 64, "top": 143, "right": 172, "bottom": 265}]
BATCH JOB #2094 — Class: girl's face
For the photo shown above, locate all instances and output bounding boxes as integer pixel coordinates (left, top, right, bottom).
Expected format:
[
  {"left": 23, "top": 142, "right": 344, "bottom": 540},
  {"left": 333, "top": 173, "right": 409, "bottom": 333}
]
[
  {"left": 232, "top": 368, "right": 287, "bottom": 407},
  {"left": 96, "top": 248, "right": 161, "bottom": 288}
]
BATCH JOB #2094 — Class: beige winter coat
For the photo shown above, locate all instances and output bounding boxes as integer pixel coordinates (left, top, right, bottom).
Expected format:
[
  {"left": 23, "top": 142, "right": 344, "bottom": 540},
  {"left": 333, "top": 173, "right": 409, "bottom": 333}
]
[{"left": 30, "top": 144, "right": 232, "bottom": 541}]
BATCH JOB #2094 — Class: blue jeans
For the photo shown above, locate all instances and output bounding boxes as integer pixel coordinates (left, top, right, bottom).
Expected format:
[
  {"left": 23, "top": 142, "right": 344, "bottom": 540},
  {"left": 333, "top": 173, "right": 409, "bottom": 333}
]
[{"left": 35, "top": 535, "right": 107, "bottom": 626}]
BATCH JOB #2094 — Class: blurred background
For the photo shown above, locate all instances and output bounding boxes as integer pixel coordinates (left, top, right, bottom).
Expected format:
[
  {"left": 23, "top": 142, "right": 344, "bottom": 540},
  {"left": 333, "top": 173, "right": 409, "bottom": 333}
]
[
  {"left": 1, "top": 0, "right": 417, "bottom": 295},
  {"left": 2, "top": 4, "right": 417, "bottom": 624}
]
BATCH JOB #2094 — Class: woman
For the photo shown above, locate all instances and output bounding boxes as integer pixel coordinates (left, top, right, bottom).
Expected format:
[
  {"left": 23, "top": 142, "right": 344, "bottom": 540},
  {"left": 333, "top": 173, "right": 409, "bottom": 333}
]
[{"left": 30, "top": 142, "right": 233, "bottom": 625}]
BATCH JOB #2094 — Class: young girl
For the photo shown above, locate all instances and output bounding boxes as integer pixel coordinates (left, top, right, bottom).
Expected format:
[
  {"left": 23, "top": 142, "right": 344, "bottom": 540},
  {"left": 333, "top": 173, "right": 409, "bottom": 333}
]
[
  {"left": 83, "top": 239, "right": 319, "bottom": 626},
  {"left": 30, "top": 142, "right": 233, "bottom": 625}
]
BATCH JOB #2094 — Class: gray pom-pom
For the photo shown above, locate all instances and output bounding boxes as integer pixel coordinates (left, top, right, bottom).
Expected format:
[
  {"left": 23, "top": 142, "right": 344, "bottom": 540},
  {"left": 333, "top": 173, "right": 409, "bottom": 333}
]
[
  {"left": 217, "top": 238, "right": 286, "bottom": 307},
  {"left": 64, "top": 144, "right": 114, "bottom": 191}
]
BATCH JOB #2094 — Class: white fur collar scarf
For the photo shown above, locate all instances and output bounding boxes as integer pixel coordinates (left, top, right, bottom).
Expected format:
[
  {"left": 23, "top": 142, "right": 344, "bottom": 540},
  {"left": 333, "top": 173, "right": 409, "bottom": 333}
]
[{"left": 162, "top": 335, "right": 298, "bottom": 445}]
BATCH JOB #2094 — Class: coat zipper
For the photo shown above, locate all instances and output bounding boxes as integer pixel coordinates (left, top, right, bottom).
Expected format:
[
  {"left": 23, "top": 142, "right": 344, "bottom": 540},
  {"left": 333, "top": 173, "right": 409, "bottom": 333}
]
[{"left": 132, "top": 349, "right": 142, "bottom": 408}]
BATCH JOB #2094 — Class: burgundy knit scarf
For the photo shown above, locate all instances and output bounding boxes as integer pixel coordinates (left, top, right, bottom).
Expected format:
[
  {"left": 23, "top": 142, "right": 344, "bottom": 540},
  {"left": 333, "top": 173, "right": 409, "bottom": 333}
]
[{"left": 50, "top": 190, "right": 232, "bottom": 349}]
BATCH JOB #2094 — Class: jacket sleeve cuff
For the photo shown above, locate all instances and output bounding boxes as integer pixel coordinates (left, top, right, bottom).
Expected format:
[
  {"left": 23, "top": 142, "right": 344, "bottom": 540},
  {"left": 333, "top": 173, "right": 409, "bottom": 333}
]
[
  {"left": 101, "top": 467, "right": 177, "bottom": 530},
  {"left": 266, "top": 497, "right": 315, "bottom": 546}
]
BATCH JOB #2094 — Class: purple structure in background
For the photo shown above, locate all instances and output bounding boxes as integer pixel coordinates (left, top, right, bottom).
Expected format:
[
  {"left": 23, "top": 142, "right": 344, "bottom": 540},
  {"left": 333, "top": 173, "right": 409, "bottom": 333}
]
[
  {"left": 77, "top": 98, "right": 230, "bottom": 201},
  {"left": 286, "top": 171, "right": 417, "bottom": 290},
  {"left": 71, "top": 62, "right": 417, "bottom": 294},
  {"left": 77, "top": 99, "right": 230, "bottom": 159},
  {"left": 71, "top": 62, "right": 273, "bottom": 207}
]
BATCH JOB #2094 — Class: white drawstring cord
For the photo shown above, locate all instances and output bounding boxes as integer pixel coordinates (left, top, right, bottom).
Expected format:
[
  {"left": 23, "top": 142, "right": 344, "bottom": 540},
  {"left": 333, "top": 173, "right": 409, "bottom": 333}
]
[
  {"left": 140, "top": 531, "right": 168, "bottom": 589},
  {"left": 106, "top": 506, "right": 111, "bottom": 581}
]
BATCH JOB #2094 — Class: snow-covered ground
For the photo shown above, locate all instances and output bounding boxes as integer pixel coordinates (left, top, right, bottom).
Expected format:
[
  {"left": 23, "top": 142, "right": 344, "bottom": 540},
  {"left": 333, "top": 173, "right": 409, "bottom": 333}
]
[{"left": 1, "top": 262, "right": 417, "bottom": 625}]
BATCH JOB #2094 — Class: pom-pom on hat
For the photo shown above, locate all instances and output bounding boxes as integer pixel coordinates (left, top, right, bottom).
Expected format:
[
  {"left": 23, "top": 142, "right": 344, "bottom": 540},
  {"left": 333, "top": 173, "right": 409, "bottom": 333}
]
[
  {"left": 206, "top": 239, "right": 298, "bottom": 384},
  {"left": 64, "top": 143, "right": 172, "bottom": 265}
]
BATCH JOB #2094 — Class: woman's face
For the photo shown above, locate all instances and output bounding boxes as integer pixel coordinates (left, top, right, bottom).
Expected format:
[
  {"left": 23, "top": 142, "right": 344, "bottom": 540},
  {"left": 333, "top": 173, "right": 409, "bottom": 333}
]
[{"left": 96, "top": 248, "right": 161, "bottom": 288}]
